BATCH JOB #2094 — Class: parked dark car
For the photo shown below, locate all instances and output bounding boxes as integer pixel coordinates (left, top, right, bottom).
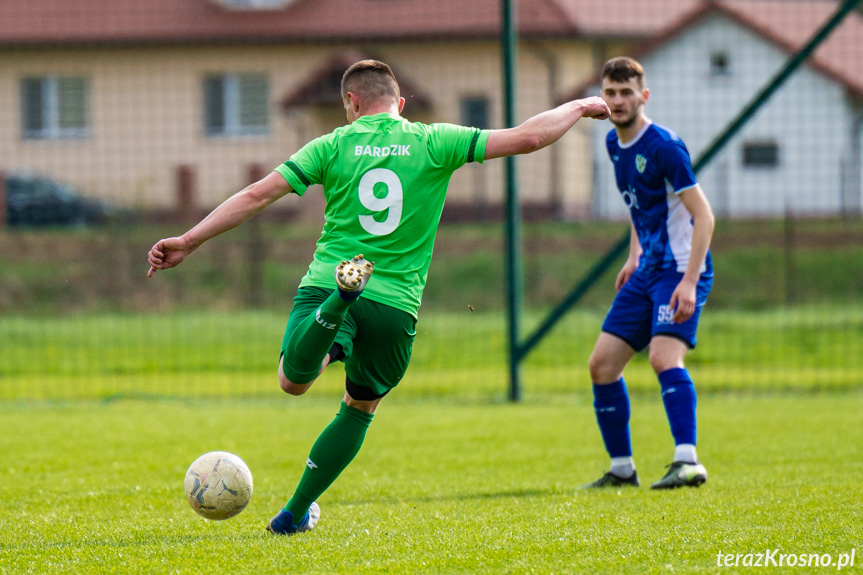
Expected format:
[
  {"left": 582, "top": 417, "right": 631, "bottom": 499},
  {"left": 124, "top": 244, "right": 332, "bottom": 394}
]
[{"left": 5, "top": 173, "right": 111, "bottom": 227}]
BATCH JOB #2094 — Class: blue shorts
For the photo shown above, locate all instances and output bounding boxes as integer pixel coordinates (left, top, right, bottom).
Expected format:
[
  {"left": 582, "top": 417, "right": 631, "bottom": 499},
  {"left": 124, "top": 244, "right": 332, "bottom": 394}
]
[{"left": 601, "top": 269, "right": 712, "bottom": 352}]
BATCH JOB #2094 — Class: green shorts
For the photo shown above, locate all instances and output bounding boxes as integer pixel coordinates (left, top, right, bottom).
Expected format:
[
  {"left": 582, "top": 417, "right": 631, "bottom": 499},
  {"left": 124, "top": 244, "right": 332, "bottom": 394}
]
[{"left": 281, "top": 287, "right": 417, "bottom": 398}]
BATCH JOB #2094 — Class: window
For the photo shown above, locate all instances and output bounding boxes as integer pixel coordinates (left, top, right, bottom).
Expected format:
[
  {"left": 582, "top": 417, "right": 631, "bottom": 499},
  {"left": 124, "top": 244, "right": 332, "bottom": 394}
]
[
  {"left": 742, "top": 141, "right": 780, "bottom": 168},
  {"left": 215, "top": 0, "right": 295, "bottom": 8},
  {"left": 20, "top": 76, "right": 89, "bottom": 139},
  {"left": 204, "top": 73, "right": 269, "bottom": 137},
  {"left": 710, "top": 52, "right": 730, "bottom": 76},
  {"left": 460, "top": 97, "right": 490, "bottom": 130}
]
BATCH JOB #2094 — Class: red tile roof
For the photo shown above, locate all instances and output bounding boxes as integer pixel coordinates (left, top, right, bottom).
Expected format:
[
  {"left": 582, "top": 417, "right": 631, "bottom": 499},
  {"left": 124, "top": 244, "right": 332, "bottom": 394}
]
[
  {"left": 554, "top": 0, "right": 703, "bottom": 37},
  {"left": 6, "top": 0, "right": 855, "bottom": 97},
  {"left": 718, "top": 0, "right": 863, "bottom": 97},
  {"left": 565, "top": 0, "right": 863, "bottom": 99},
  {"left": 0, "top": 0, "right": 552, "bottom": 44},
  {"left": 0, "top": 0, "right": 704, "bottom": 45}
]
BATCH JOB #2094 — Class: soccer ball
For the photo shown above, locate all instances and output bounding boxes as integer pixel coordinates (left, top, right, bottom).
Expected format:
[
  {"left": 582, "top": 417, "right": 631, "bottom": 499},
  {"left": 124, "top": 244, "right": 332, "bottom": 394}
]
[{"left": 184, "top": 451, "right": 253, "bottom": 520}]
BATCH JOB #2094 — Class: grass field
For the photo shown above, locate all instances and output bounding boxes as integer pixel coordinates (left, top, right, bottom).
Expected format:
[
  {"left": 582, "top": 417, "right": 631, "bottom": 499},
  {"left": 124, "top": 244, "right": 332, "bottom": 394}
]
[
  {"left": 1, "top": 394, "right": 861, "bottom": 574},
  {"left": 1, "top": 307, "right": 862, "bottom": 573},
  {"left": 3, "top": 218, "right": 863, "bottom": 572},
  {"left": 2, "top": 303, "right": 863, "bottom": 401},
  {"left": 4, "top": 217, "right": 863, "bottom": 314}
]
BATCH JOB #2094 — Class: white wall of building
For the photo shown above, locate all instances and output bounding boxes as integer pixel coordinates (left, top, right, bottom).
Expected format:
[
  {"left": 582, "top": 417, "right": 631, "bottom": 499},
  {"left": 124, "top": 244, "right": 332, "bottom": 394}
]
[{"left": 593, "top": 13, "right": 857, "bottom": 219}]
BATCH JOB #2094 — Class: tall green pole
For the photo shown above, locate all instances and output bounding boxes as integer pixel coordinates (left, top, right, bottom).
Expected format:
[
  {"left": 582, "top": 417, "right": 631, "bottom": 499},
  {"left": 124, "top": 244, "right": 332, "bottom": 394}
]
[{"left": 502, "top": 0, "right": 522, "bottom": 401}]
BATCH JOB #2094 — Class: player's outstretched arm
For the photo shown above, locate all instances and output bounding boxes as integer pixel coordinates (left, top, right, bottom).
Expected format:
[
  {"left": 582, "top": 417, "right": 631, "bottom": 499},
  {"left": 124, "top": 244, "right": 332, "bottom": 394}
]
[
  {"left": 147, "top": 171, "right": 292, "bottom": 277},
  {"left": 484, "top": 97, "right": 609, "bottom": 160}
]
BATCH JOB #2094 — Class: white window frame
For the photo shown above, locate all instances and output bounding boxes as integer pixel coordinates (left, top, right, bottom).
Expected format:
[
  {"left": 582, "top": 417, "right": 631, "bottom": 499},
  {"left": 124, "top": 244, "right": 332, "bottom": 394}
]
[
  {"left": 21, "top": 76, "right": 90, "bottom": 140},
  {"left": 204, "top": 73, "right": 269, "bottom": 138}
]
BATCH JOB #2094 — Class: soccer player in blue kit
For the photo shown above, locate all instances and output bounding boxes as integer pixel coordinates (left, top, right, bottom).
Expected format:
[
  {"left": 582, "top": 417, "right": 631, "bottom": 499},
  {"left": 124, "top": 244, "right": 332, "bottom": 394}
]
[{"left": 582, "top": 57, "right": 715, "bottom": 490}]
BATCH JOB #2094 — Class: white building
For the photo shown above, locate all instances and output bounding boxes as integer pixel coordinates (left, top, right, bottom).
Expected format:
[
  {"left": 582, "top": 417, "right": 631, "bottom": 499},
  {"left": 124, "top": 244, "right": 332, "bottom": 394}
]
[{"left": 586, "top": 0, "right": 863, "bottom": 219}]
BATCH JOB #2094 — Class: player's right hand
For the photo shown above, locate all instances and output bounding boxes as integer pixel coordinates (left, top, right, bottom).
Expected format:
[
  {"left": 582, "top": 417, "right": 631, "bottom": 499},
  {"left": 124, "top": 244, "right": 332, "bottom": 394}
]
[
  {"left": 147, "top": 236, "right": 190, "bottom": 277},
  {"left": 580, "top": 96, "right": 611, "bottom": 120}
]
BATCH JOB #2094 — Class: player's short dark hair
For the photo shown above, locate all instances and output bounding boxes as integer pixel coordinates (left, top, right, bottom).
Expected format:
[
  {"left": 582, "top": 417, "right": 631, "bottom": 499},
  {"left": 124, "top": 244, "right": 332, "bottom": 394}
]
[
  {"left": 601, "top": 57, "right": 646, "bottom": 89},
  {"left": 341, "top": 60, "right": 400, "bottom": 105}
]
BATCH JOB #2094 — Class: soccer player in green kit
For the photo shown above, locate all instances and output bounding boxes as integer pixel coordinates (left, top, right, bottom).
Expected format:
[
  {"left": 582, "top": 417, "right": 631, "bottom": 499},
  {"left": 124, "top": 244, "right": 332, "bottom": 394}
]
[{"left": 147, "top": 60, "right": 609, "bottom": 534}]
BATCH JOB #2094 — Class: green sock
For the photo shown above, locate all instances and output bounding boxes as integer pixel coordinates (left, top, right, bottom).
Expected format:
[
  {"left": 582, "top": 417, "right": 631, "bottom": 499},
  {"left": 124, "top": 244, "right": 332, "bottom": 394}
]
[
  {"left": 282, "top": 291, "right": 352, "bottom": 383},
  {"left": 284, "top": 401, "right": 374, "bottom": 521}
]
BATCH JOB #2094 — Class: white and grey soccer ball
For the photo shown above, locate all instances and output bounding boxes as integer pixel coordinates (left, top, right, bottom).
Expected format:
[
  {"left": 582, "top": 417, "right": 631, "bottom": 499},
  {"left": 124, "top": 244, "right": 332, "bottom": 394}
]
[{"left": 184, "top": 451, "right": 253, "bottom": 520}]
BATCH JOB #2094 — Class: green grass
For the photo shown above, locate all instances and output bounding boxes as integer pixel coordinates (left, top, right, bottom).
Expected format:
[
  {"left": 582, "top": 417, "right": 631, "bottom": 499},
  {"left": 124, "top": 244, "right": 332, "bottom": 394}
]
[
  {"left": 4, "top": 217, "right": 863, "bottom": 313},
  {"left": 1, "top": 309, "right": 862, "bottom": 572},
  {"left": 1, "top": 394, "right": 861, "bottom": 574},
  {"left": 2, "top": 304, "right": 863, "bottom": 401},
  {"left": 3, "top": 217, "right": 863, "bottom": 572}
]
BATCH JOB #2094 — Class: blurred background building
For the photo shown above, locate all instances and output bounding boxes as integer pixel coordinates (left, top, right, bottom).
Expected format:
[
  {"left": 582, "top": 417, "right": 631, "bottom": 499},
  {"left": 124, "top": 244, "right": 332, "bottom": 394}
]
[{"left": 1, "top": 0, "right": 713, "bottom": 221}]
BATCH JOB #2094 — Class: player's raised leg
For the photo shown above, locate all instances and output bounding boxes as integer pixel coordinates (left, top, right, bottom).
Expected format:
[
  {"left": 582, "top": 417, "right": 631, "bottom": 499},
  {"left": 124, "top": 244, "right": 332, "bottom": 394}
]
[
  {"left": 648, "top": 335, "right": 707, "bottom": 489},
  {"left": 279, "top": 256, "right": 374, "bottom": 393},
  {"left": 582, "top": 332, "right": 640, "bottom": 488}
]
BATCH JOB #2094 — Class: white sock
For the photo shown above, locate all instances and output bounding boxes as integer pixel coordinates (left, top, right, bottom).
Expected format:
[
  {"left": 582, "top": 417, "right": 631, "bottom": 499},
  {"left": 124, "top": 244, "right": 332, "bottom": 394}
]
[
  {"left": 674, "top": 444, "right": 697, "bottom": 463},
  {"left": 610, "top": 456, "right": 635, "bottom": 478}
]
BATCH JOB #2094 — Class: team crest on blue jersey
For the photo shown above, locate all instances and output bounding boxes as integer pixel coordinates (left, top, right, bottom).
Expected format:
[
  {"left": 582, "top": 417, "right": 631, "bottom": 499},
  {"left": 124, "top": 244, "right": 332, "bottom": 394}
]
[{"left": 635, "top": 154, "right": 647, "bottom": 173}]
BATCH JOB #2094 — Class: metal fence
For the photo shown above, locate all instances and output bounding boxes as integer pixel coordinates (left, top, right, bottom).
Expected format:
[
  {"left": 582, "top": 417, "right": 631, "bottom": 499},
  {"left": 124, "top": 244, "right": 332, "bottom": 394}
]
[{"left": 1, "top": 0, "right": 861, "bottom": 401}]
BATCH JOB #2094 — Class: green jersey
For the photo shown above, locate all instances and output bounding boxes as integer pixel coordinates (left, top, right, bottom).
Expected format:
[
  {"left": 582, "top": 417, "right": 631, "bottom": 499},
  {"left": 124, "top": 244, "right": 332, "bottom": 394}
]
[{"left": 275, "top": 112, "right": 490, "bottom": 318}]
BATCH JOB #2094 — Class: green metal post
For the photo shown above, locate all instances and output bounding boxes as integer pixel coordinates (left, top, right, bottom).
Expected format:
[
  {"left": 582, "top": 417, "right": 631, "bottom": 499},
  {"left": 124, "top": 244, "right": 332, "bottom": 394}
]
[{"left": 502, "top": 0, "right": 522, "bottom": 401}]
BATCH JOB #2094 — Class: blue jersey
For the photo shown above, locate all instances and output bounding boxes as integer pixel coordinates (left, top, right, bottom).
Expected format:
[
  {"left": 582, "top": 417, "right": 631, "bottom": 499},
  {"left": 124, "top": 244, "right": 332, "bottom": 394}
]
[{"left": 606, "top": 122, "right": 712, "bottom": 276}]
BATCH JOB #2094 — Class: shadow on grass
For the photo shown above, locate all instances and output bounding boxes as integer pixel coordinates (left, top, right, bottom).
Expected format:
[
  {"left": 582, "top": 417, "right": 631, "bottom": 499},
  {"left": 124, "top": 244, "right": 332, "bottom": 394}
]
[{"left": 342, "top": 487, "right": 559, "bottom": 508}]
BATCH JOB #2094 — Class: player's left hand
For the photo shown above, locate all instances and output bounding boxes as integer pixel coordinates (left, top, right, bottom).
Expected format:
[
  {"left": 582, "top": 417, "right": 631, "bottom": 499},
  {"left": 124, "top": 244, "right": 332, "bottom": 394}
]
[{"left": 669, "top": 279, "right": 697, "bottom": 323}]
